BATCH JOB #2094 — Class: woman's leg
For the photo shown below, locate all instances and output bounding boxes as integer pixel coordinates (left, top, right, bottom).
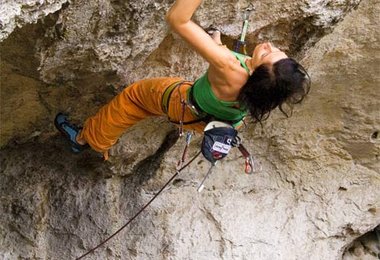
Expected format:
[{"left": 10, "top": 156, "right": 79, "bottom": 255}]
[{"left": 77, "top": 77, "right": 183, "bottom": 159}]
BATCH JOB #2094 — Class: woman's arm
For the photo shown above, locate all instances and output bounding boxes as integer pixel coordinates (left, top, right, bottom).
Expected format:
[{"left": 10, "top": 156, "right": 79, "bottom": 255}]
[{"left": 166, "top": 0, "right": 230, "bottom": 69}]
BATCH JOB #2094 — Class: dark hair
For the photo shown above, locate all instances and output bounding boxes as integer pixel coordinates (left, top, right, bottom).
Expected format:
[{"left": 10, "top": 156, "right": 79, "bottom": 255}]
[{"left": 238, "top": 58, "right": 311, "bottom": 124}]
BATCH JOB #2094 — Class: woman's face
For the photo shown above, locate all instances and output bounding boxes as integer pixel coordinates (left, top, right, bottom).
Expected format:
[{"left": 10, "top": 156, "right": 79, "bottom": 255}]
[{"left": 250, "top": 42, "right": 288, "bottom": 69}]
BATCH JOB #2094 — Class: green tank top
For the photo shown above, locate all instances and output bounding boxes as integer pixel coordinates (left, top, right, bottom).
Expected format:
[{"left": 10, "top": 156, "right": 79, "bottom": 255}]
[{"left": 192, "top": 51, "right": 250, "bottom": 125}]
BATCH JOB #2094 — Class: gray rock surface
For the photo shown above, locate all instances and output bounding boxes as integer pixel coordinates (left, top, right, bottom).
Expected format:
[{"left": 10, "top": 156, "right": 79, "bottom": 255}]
[
  {"left": 0, "top": 0, "right": 379, "bottom": 259},
  {"left": 0, "top": 0, "right": 68, "bottom": 41}
]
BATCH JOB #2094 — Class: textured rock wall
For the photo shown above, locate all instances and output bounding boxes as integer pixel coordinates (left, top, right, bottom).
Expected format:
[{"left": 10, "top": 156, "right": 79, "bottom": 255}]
[
  {"left": 0, "top": 0, "right": 363, "bottom": 147},
  {"left": 0, "top": 0, "right": 379, "bottom": 259},
  {"left": 0, "top": 0, "right": 69, "bottom": 41}
]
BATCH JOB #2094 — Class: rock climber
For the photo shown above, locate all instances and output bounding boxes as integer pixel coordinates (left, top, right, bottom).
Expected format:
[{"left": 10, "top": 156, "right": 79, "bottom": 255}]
[{"left": 55, "top": 0, "right": 310, "bottom": 160}]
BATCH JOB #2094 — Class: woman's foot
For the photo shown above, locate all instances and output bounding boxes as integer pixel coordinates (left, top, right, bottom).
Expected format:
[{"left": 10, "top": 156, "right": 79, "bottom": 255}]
[{"left": 54, "top": 113, "right": 88, "bottom": 153}]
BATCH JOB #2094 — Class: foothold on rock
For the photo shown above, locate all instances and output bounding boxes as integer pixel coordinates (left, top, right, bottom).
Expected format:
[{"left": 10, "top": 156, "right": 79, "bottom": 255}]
[{"left": 370, "top": 131, "right": 379, "bottom": 143}]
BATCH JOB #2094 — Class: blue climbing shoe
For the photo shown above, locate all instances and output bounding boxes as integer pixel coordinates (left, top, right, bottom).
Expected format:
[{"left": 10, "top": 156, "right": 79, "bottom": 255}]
[{"left": 54, "top": 113, "right": 87, "bottom": 153}]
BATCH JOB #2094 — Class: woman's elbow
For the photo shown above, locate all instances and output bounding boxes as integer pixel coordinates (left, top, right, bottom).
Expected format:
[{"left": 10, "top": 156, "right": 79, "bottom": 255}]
[
  {"left": 165, "top": 10, "right": 185, "bottom": 30},
  {"left": 165, "top": 10, "right": 176, "bottom": 27}
]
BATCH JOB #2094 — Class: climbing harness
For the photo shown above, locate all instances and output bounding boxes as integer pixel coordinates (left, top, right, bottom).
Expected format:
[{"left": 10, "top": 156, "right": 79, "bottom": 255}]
[
  {"left": 233, "top": 3, "right": 255, "bottom": 54},
  {"left": 161, "top": 81, "right": 207, "bottom": 136}
]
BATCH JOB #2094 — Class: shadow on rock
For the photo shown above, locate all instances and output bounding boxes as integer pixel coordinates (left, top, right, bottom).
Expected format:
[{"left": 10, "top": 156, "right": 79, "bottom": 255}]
[
  {"left": 0, "top": 134, "right": 113, "bottom": 180},
  {"left": 132, "top": 129, "right": 179, "bottom": 185}
]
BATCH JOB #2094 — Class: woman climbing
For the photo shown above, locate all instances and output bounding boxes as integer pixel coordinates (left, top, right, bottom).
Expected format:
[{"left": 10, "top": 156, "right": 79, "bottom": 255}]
[{"left": 55, "top": 0, "right": 310, "bottom": 160}]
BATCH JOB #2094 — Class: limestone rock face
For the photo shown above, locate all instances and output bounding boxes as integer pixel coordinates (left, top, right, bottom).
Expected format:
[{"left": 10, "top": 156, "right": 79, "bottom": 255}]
[
  {"left": 0, "top": 0, "right": 363, "bottom": 146},
  {"left": 0, "top": 0, "right": 69, "bottom": 41},
  {"left": 0, "top": 0, "right": 379, "bottom": 259}
]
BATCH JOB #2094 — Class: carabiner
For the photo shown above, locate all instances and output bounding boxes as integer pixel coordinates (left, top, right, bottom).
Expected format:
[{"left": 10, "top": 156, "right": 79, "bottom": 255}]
[
  {"left": 244, "top": 155, "right": 254, "bottom": 174},
  {"left": 179, "top": 100, "right": 186, "bottom": 137},
  {"left": 197, "top": 162, "right": 216, "bottom": 192},
  {"left": 177, "top": 132, "right": 193, "bottom": 168},
  {"left": 243, "top": 3, "right": 255, "bottom": 19},
  {"left": 237, "top": 143, "right": 255, "bottom": 174}
]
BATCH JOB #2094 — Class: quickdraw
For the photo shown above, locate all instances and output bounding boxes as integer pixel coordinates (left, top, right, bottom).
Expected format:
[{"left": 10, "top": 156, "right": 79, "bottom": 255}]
[
  {"left": 233, "top": 3, "right": 255, "bottom": 54},
  {"left": 232, "top": 136, "right": 255, "bottom": 174},
  {"left": 197, "top": 162, "right": 216, "bottom": 192},
  {"left": 177, "top": 131, "right": 193, "bottom": 168}
]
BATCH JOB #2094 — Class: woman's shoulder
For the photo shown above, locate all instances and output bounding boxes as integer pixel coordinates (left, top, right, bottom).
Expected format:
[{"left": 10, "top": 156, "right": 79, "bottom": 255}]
[
  {"left": 207, "top": 46, "right": 237, "bottom": 70},
  {"left": 210, "top": 48, "right": 246, "bottom": 73}
]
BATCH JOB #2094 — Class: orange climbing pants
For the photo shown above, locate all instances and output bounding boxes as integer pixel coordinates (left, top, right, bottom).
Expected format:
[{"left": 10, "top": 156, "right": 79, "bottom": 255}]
[{"left": 78, "top": 77, "right": 206, "bottom": 159}]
